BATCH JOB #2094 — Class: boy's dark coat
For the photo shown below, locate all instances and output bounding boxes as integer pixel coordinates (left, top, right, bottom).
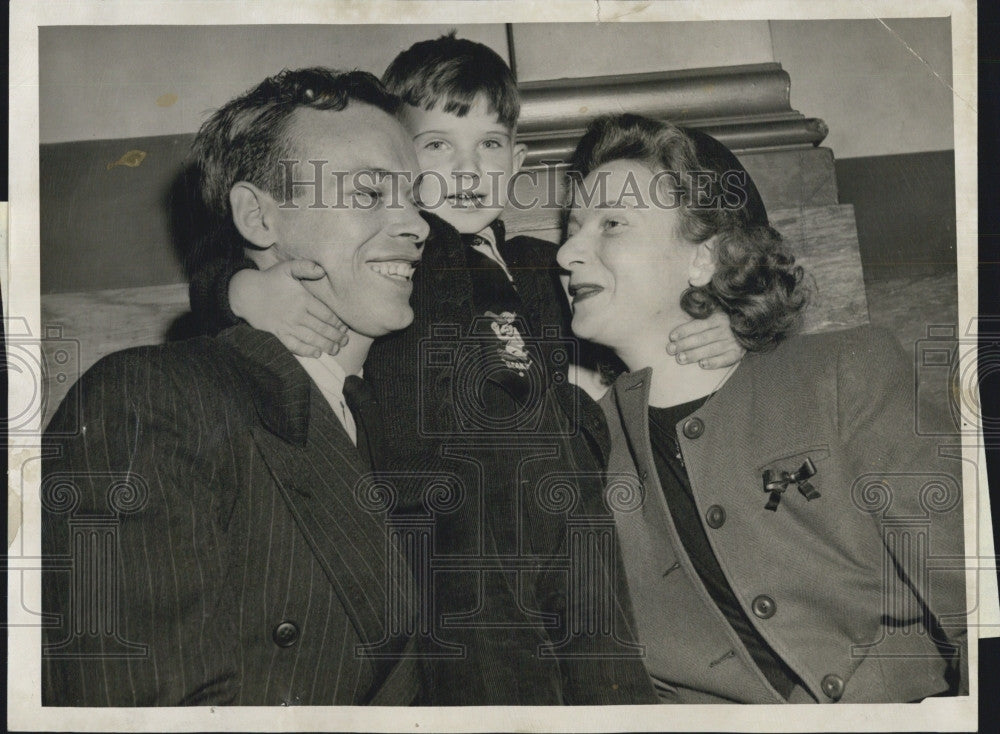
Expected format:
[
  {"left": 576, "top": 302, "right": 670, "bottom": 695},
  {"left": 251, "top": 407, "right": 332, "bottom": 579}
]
[{"left": 364, "top": 215, "right": 657, "bottom": 704}]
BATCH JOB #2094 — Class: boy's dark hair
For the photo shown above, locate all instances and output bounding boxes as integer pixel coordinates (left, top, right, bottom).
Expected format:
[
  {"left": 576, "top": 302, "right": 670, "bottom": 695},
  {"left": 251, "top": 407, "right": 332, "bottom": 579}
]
[
  {"left": 189, "top": 67, "right": 399, "bottom": 267},
  {"left": 382, "top": 32, "right": 519, "bottom": 130}
]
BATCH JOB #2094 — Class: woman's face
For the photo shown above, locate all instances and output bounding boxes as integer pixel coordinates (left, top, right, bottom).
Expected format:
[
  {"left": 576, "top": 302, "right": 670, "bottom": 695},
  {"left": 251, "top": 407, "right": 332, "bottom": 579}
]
[{"left": 556, "top": 159, "right": 714, "bottom": 355}]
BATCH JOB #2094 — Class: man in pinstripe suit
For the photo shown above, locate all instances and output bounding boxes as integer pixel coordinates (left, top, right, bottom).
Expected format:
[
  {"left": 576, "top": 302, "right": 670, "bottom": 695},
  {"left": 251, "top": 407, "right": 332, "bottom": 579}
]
[{"left": 41, "top": 69, "right": 430, "bottom": 705}]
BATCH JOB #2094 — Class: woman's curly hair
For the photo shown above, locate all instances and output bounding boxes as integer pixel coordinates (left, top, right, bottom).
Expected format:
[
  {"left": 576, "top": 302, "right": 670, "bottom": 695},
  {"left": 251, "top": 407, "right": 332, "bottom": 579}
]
[{"left": 565, "top": 113, "right": 809, "bottom": 352}]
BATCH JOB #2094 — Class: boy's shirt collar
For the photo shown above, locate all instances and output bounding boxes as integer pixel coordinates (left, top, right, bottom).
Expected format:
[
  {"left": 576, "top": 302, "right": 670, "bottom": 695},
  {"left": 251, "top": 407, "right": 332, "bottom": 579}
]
[
  {"left": 485, "top": 218, "right": 506, "bottom": 249},
  {"left": 474, "top": 222, "right": 496, "bottom": 250}
]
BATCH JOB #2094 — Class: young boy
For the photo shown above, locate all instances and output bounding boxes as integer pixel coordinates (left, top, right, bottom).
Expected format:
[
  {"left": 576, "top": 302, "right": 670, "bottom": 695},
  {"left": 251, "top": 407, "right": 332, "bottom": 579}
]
[{"left": 190, "top": 34, "right": 739, "bottom": 704}]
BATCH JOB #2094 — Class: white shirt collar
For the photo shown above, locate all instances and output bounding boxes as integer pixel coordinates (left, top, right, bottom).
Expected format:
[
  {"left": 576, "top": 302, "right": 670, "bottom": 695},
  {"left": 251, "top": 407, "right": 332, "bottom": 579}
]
[
  {"left": 469, "top": 224, "right": 513, "bottom": 281},
  {"left": 293, "top": 353, "right": 359, "bottom": 445},
  {"left": 475, "top": 224, "right": 496, "bottom": 250}
]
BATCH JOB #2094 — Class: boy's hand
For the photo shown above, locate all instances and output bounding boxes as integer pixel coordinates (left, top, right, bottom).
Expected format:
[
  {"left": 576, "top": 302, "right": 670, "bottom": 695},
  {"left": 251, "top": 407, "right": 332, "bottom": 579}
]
[
  {"left": 229, "top": 260, "right": 348, "bottom": 358},
  {"left": 667, "top": 311, "right": 744, "bottom": 369}
]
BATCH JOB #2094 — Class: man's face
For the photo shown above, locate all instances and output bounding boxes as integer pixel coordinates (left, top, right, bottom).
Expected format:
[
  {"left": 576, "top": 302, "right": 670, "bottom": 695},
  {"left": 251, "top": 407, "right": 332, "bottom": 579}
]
[
  {"left": 400, "top": 96, "right": 526, "bottom": 235},
  {"left": 268, "top": 104, "right": 429, "bottom": 338}
]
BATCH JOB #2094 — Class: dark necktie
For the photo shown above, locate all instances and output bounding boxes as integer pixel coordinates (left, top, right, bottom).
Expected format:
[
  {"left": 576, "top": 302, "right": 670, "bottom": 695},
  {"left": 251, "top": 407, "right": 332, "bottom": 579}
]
[{"left": 342, "top": 374, "right": 380, "bottom": 470}]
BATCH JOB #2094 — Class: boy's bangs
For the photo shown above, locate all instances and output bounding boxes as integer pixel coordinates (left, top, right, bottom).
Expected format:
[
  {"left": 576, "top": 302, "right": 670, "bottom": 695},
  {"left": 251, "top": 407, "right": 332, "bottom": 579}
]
[
  {"left": 410, "top": 83, "right": 518, "bottom": 130},
  {"left": 441, "top": 90, "right": 512, "bottom": 127}
]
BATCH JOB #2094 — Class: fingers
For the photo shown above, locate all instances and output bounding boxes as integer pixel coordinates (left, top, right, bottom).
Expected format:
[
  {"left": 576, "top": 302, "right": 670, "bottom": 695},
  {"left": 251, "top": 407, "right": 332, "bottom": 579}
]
[
  {"left": 672, "top": 341, "right": 731, "bottom": 365},
  {"left": 280, "top": 333, "right": 325, "bottom": 359},
  {"left": 301, "top": 313, "right": 348, "bottom": 352},
  {"left": 668, "top": 312, "right": 745, "bottom": 368},
  {"left": 286, "top": 260, "right": 326, "bottom": 281},
  {"left": 301, "top": 279, "right": 348, "bottom": 335},
  {"left": 279, "top": 310, "right": 346, "bottom": 356},
  {"left": 692, "top": 347, "right": 744, "bottom": 370},
  {"left": 301, "top": 277, "right": 342, "bottom": 314},
  {"left": 305, "top": 300, "right": 348, "bottom": 335},
  {"left": 669, "top": 311, "right": 728, "bottom": 340},
  {"left": 667, "top": 322, "right": 730, "bottom": 355}
]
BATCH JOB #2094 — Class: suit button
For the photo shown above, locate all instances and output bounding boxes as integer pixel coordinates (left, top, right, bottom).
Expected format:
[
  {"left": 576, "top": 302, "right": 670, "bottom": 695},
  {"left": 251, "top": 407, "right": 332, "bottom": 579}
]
[
  {"left": 821, "top": 673, "right": 845, "bottom": 701},
  {"left": 681, "top": 417, "right": 704, "bottom": 439},
  {"left": 272, "top": 621, "right": 299, "bottom": 647},
  {"left": 751, "top": 595, "right": 776, "bottom": 619},
  {"left": 705, "top": 505, "right": 726, "bottom": 528}
]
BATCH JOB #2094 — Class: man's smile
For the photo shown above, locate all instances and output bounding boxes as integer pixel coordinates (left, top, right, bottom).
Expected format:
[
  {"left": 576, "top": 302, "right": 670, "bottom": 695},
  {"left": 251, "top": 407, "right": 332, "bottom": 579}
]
[{"left": 367, "top": 257, "right": 418, "bottom": 283}]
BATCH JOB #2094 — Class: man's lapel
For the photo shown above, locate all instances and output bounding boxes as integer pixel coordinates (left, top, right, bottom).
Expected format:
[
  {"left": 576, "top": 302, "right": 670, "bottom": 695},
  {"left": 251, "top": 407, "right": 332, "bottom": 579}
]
[{"left": 218, "top": 325, "right": 399, "bottom": 652}]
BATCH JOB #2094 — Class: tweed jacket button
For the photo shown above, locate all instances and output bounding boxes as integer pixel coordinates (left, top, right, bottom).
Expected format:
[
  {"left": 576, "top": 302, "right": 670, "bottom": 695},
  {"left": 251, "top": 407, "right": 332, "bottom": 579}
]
[
  {"left": 751, "top": 595, "right": 776, "bottom": 619},
  {"left": 681, "top": 417, "right": 704, "bottom": 439},
  {"left": 821, "top": 673, "right": 845, "bottom": 701},
  {"left": 272, "top": 621, "right": 300, "bottom": 647},
  {"left": 705, "top": 505, "right": 726, "bottom": 528}
]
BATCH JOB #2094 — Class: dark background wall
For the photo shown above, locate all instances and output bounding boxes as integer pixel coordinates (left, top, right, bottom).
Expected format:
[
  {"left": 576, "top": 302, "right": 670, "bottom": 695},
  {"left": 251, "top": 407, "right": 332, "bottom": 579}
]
[{"left": 838, "top": 150, "right": 956, "bottom": 283}]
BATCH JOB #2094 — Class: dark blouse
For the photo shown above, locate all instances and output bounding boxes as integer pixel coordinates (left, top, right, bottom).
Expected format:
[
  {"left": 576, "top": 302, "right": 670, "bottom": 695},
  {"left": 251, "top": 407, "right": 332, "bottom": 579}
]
[{"left": 648, "top": 398, "right": 800, "bottom": 699}]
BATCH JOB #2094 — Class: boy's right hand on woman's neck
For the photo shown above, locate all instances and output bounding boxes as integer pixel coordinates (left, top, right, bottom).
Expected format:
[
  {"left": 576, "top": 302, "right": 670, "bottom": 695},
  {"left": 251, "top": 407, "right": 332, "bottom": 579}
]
[
  {"left": 229, "top": 260, "right": 348, "bottom": 358},
  {"left": 667, "top": 311, "right": 744, "bottom": 369}
]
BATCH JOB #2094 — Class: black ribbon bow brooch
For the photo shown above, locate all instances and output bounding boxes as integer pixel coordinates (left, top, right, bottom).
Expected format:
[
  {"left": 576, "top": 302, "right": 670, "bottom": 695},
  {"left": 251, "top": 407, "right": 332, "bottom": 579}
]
[{"left": 762, "top": 458, "right": 819, "bottom": 511}]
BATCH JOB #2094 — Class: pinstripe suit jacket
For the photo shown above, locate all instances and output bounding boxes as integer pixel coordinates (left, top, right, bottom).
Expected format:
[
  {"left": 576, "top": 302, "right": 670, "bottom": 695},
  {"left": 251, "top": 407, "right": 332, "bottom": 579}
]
[{"left": 41, "top": 325, "right": 417, "bottom": 706}]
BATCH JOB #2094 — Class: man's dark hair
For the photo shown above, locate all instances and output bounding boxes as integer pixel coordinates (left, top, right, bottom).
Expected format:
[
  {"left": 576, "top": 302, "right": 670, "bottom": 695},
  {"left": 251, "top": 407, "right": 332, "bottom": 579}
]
[
  {"left": 190, "top": 67, "right": 399, "bottom": 266},
  {"left": 381, "top": 32, "right": 519, "bottom": 130}
]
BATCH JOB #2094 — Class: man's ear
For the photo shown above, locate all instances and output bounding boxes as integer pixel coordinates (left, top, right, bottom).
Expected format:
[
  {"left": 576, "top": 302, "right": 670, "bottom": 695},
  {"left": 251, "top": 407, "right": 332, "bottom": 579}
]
[
  {"left": 688, "top": 237, "right": 718, "bottom": 287},
  {"left": 230, "top": 182, "right": 279, "bottom": 249},
  {"left": 512, "top": 142, "right": 528, "bottom": 173}
]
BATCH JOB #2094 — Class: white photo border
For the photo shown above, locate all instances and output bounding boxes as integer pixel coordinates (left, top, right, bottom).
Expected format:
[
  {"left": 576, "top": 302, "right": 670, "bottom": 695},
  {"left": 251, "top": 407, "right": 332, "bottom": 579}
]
[{"left": 8, "top": 1, "right": 987, "bottom": 731}]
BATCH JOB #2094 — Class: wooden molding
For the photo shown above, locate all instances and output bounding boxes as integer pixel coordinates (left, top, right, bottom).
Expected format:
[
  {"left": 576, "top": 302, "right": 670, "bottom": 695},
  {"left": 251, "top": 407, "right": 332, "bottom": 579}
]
[{"left": 517, "top": 63, "right": 828, "bottom": 167}]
